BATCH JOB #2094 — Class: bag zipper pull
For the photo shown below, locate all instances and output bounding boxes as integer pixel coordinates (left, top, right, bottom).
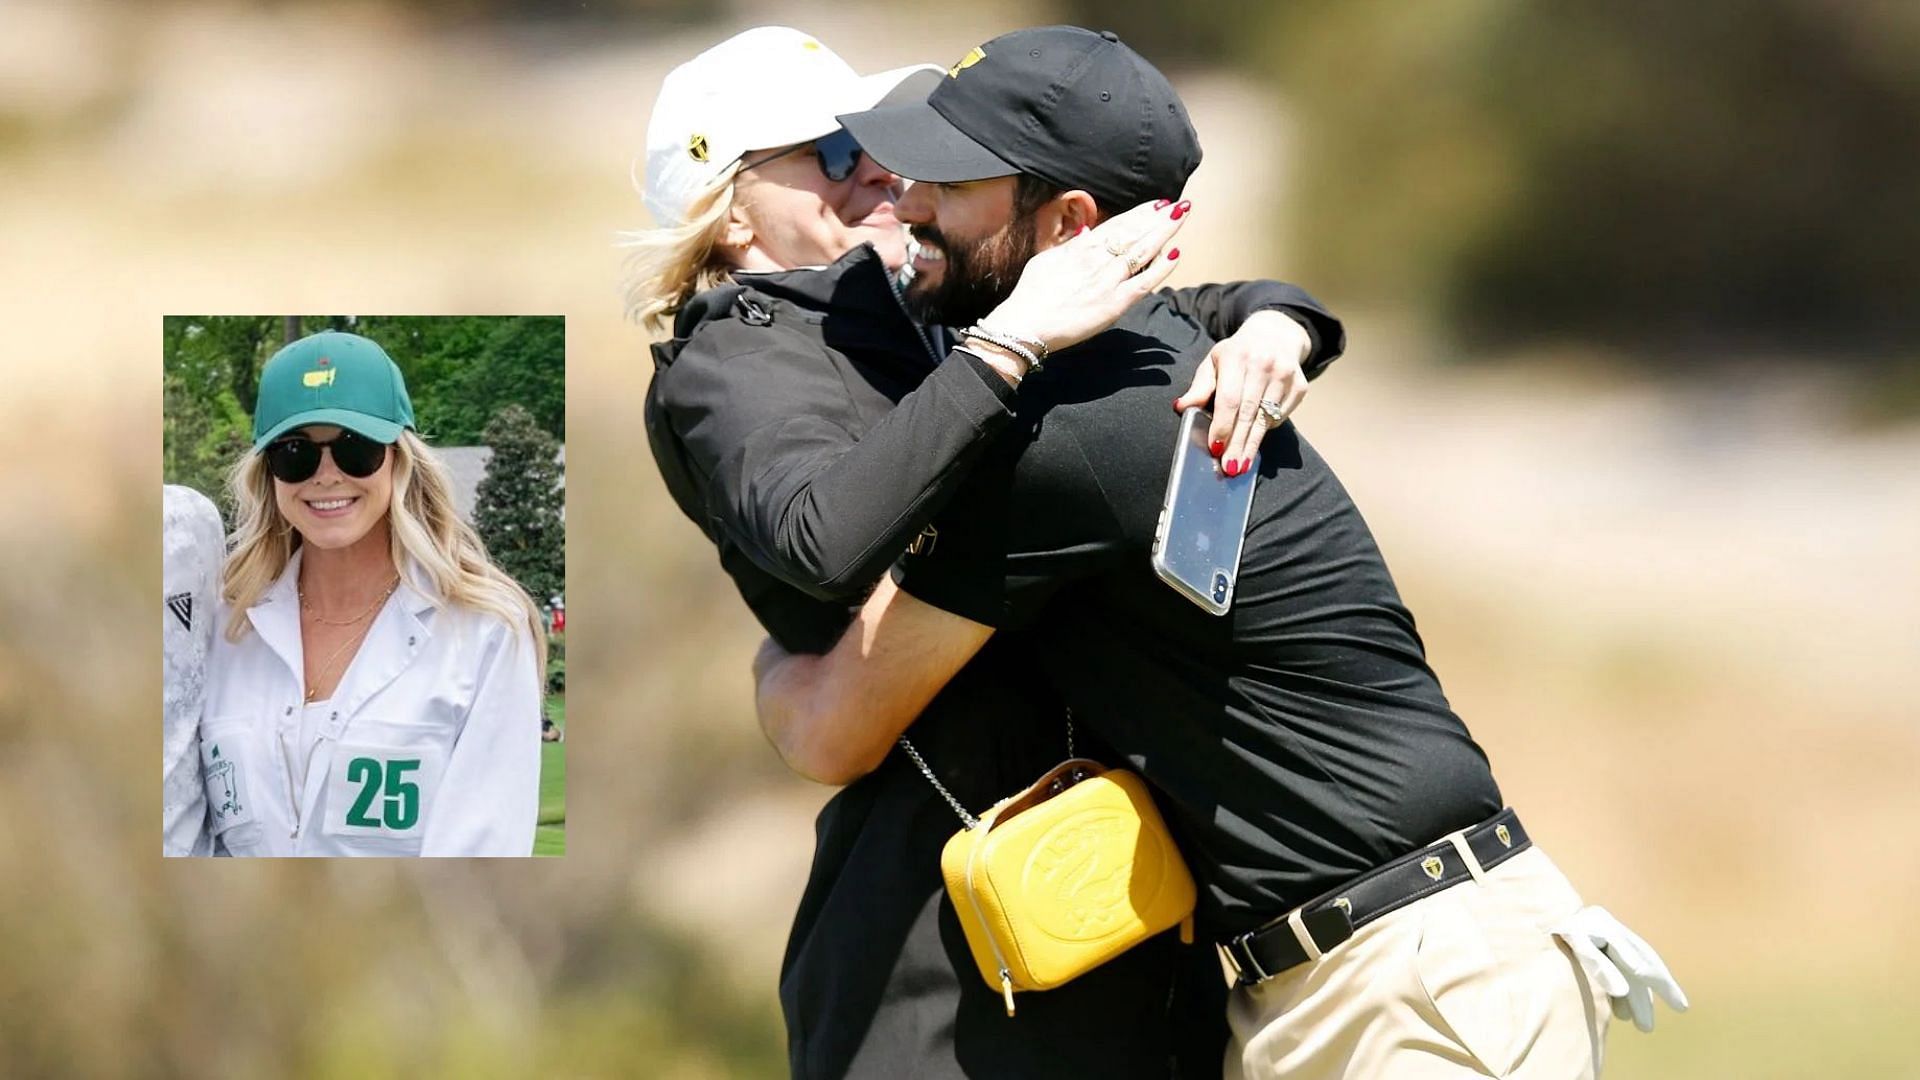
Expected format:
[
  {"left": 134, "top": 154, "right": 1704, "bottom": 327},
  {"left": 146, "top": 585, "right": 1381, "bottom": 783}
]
[
  {"left": 1179, "top": 912, "right": 1195, "bottom": 945},
  {"left": 999, "top": 968, "right": 1017, "bottom": 1017}
]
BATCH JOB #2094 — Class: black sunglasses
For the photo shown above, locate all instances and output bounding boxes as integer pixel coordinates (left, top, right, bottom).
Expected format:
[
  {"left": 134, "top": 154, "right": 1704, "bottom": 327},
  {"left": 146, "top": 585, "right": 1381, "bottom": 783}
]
[
  {"left": 738, "top": 128, "right": 867, "bottom": 183},
  {"left": 263, "top": 430, "right": 389, "bottom": 483}
]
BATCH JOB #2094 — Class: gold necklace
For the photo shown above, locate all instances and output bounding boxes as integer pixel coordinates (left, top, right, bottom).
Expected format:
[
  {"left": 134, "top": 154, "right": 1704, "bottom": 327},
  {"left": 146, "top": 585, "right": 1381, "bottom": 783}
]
[
  {"left": 299, "top": 576, "right": 399, "bottom": 626},
  {"left": 300, "top": 576, "right": 399, "bottom": 702},
  {"left": 305, "top": 620, "right": 375, "bottom": 703}
]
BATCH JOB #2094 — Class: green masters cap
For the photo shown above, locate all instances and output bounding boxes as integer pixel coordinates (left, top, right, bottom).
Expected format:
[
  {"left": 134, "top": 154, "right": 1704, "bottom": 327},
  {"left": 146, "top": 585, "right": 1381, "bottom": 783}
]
[{"left": 251, "top": 331, "right": 416, "bottom": 451}]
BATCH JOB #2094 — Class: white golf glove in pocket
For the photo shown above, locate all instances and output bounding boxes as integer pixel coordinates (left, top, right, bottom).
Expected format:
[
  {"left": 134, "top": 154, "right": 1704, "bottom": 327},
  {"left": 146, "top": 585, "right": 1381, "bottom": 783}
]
[{"left": 1552, "top": 905, "right": 1689, "bottom": 1032}]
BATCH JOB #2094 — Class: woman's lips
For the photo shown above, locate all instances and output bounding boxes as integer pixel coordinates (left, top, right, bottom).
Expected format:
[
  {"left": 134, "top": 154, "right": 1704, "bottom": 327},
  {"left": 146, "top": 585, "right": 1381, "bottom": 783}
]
[
  {"left": 855, "top": 204, "right": 898, "bottom": 230},
  {"left": 305, "top": 495, "right": 360, "bottom": 518}
]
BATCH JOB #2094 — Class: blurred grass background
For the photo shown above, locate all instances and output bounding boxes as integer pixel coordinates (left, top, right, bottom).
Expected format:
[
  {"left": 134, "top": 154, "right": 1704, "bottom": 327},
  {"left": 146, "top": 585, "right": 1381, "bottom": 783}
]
[
  {"left": 538, "top": 698, "right": 566, "bottom": 856},
  {"left": 1, "top": 0, "right": 1915, "bottom": 1076}
]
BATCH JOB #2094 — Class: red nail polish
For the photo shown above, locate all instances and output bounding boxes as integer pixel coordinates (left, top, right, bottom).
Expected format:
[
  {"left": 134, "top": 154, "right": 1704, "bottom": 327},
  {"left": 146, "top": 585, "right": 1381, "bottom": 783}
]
[
  {"left": 1168, "top": 247, "right": 1180, "bottom": 260},
  {"left": 1170, "top": 200, "right": 1191, "bottom": 220},
  {"left": 1222, "top": 459, "right": 1238, "bottom": 477},
  {"left": 1209, "top": 440, "right": 1225, "bottom": 457},
  {"left": 1154, "top": 198, "right": 1172, "bottom": 209}
]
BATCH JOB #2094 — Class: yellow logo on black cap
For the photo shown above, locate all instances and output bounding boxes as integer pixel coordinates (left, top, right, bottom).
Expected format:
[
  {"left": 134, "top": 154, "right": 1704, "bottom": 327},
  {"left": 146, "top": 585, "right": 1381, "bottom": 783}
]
[
  {"left": 687, "top": 133, "right": 710, "bottom": 163},
  {"left": 948, "top": 46, "right": 985, "bottom": 78}
]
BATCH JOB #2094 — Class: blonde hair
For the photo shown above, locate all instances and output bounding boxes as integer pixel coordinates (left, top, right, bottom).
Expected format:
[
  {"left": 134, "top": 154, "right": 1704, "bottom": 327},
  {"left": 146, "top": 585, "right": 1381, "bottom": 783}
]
[
  {"left": 222, "top": 430, "right": 547, "bottom": 673},
  {"left": 617, "top": 161, "right": 742, "bottom": 331}
]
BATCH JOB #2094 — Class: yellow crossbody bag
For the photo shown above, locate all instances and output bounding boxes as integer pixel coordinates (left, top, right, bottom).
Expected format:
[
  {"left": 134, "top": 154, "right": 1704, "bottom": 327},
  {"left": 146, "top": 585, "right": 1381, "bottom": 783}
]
[{"left": 904, "top": 736, "right": 1197, "bottom": 1017}]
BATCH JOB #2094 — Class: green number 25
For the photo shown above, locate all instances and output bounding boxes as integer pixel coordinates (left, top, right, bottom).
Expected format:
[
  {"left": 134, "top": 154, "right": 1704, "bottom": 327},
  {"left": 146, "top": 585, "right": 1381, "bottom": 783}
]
[{"left": 345, "top": 757, "right": 422, "bottom": 830}]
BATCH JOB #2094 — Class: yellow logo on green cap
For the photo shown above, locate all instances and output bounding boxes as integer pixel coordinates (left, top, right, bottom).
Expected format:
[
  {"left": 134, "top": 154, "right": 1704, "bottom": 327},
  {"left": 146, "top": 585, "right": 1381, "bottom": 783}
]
[
  {"left": 303, "top": 368, "right": 336, "bottom": 388},
  {"left": 948, "top": 46, "right": 985, "bottom": 78}
]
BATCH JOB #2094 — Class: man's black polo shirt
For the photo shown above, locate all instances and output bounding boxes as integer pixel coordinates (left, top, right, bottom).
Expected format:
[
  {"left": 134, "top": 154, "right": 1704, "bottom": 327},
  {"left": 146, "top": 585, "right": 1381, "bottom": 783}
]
[{"left": 894, "top": 295, "right": 1503, "bottom": 939}]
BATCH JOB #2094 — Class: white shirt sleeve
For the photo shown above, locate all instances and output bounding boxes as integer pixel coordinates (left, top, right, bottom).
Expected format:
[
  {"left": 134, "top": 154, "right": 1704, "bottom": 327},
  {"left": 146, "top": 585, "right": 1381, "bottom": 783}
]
[
  {"left": 419, "top": 619, "right": 542, "bottom": 856},
  {"left": 163, "top": 485, "right": 224, "bottom": 857}
]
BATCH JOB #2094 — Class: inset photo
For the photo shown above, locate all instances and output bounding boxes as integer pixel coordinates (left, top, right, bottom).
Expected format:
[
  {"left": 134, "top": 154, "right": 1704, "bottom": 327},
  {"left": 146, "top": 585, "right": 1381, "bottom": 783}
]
[{"left": 162, "top": 316, "right": 566, "bottom": 857}]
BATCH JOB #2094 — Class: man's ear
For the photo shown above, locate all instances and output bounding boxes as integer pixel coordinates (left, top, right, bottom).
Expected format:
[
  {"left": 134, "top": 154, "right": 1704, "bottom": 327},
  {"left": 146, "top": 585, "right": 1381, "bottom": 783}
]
[{"left": 1033, "top": 190, "right": 1101, "bottom": 250}]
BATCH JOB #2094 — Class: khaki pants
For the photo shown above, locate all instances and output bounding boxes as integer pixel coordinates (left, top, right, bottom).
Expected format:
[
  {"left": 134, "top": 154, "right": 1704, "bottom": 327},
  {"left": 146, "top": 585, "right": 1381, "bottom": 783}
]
[{"left": 1225, "top": 847, "right": 1611, "bottom": 1079}]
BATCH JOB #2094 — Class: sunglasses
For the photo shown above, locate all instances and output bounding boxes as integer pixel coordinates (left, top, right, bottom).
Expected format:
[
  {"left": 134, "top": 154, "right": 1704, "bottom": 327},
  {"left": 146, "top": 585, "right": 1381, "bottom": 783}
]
[
  {"left": 738, "top": 128, "right": 867, "bottom": 183},
  {"left": 263, "top": 430, "right": 389, "bottom": 483}
]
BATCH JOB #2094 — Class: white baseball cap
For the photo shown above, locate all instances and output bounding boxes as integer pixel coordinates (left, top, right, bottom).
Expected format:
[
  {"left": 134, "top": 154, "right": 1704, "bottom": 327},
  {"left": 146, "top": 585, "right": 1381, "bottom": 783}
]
[{"left": 642, "top": 27, "right": 942, "bottom": 226}]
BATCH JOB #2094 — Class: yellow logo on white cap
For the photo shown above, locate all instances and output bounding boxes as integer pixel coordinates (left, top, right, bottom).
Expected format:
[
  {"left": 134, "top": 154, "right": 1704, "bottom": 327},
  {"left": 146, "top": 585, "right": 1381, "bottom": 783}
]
[
  {"left": 948, "top": 46, "right": 985, "bottom": 78},
  {"left": 687, "top": 133, "right": 709, "bottom": 162}
]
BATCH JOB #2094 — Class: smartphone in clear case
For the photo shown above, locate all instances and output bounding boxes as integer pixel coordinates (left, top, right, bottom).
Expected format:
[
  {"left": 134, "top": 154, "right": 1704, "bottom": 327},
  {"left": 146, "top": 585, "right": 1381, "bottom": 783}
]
[{"left": 1151, "top": 406, "right": 1258, "bottom": 615}]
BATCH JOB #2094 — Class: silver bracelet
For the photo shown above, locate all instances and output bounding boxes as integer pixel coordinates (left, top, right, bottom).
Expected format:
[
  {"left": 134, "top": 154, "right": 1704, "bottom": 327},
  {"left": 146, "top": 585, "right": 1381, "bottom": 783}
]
[
  {"left": 960, "top": 320, "right": 1052, "bottom": 363},
  {"left": 953, "top": 343, "right": 1022, "bottom": 388},
  {"left": 980, "top": 325, "right": 1050, "bottom": 364},
  {"left": 958, "top": 325, "right": 1046, "bottom": 372},
  {"left": 959, "top": 327, "right": 1041, "bottom": 369},
  {"left": 969, "top": 324, "right": 1049, "bottom": 364}
]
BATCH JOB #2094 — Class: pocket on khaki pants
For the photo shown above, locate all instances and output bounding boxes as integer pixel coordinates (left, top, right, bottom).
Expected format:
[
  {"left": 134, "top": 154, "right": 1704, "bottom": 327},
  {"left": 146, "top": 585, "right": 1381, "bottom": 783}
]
[{"left": 1414, "top": 892, "right": 1523, "bottom": 1076}]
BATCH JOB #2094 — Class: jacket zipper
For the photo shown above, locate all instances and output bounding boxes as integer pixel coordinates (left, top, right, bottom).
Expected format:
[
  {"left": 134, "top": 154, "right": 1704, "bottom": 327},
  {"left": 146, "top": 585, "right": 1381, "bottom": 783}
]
[
  {"left": 887, "top": 268, "right": 943, "bottom": 367},
  {"left": 279, "top": 725, "right": 304, "bottom": 841},
  {"left": 280, "top": 703, "right": 333, "bottom": 842}
]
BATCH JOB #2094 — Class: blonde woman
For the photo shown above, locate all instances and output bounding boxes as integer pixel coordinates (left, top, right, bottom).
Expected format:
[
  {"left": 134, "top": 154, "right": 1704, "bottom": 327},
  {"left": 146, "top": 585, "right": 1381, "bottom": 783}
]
[
  {"left": 204, "top": 330, "right": 545, "bottom": 857},
  {"left": 633, "top": 27, "right": 1345, "bottom": 1077}
]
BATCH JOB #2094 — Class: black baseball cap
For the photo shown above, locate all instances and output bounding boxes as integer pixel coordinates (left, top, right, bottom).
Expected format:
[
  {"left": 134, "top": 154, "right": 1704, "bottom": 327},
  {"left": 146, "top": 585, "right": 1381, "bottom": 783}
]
[{"left": 837, "top": 26, "right": 1202, "bottom": 210}]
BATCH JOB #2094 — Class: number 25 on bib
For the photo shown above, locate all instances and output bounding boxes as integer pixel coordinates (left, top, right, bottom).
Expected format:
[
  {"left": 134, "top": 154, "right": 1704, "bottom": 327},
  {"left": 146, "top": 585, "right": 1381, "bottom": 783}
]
[{"left": 325, "top": 744, "right": 443, "bottom": 840}]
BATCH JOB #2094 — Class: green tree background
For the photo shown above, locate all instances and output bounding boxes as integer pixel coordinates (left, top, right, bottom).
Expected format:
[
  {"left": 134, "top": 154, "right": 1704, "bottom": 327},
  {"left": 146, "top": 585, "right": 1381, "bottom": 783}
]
[{"left": 475, "top": 402, "right": 566, "bottom": 607}]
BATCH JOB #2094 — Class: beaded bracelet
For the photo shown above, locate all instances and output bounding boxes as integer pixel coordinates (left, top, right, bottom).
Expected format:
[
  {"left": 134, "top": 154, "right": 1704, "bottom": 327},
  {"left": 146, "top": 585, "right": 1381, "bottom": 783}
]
[
  {"left": 957, "top": 325, "right": 1047, "bottom": 373},
  {"left": 982, "top": 325, "right": 1050, "bottom": 364}
]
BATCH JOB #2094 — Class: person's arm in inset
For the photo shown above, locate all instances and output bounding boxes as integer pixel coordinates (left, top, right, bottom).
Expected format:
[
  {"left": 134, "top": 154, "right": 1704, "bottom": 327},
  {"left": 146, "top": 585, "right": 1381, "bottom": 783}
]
[{"left": 163, "top": 485, "right": 224, "bottom": 857}]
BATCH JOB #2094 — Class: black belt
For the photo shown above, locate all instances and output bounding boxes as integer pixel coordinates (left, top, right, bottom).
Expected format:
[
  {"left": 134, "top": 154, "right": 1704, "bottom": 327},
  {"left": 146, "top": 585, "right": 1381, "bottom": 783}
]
[{"left": 1219, "top": 808, "right": 1532, "bottom": 986}]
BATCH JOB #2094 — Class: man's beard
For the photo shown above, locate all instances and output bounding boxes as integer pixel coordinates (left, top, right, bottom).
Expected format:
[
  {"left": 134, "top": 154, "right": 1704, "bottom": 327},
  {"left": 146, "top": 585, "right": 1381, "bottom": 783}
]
[{"left": 903, "top": 216, "right": 1039, "bottom": 329}]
